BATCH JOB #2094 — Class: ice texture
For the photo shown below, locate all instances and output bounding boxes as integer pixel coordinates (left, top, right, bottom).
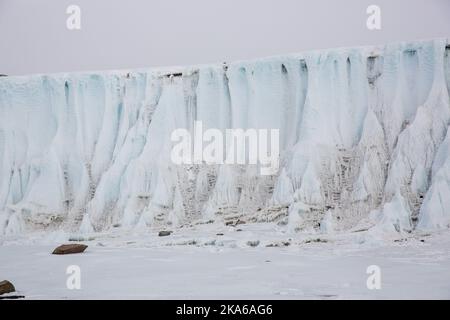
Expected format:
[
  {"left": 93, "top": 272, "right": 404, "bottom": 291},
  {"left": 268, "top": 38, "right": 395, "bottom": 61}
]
[{"left": 1, "top": 39, "right": 450, "bottom": 236}]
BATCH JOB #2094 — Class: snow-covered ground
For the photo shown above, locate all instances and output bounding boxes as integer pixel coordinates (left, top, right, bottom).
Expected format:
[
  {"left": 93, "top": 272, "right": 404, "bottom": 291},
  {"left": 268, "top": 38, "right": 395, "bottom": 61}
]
[{"left": 1, "top": 223, "right": 449, "bottom": 299}]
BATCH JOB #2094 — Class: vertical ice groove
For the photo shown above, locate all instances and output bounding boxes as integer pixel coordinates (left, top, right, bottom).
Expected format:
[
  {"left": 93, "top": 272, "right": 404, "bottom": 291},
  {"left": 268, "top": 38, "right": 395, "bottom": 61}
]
[
  {"left": 228, "top": 65, "right": 249, "bottom": 129},
  {"left": 1, "top": 39, "right": 450, "bottom": 236}
]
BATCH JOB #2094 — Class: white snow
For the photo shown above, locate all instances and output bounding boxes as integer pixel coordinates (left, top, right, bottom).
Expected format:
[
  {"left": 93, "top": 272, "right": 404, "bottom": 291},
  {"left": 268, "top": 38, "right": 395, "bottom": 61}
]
[{"left": 1, "top": 224, "right": 449, "bottom": 299}]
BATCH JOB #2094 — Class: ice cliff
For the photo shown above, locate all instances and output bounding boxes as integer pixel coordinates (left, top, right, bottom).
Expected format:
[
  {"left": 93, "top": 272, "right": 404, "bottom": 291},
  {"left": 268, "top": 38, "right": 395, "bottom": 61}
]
[{"left": 1, "top": 39, "right": 450, "bottom": 236}]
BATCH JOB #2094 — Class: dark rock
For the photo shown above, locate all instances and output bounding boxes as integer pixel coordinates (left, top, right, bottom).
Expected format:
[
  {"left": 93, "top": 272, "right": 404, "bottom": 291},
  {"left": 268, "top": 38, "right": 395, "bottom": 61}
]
[
  {"left": 266, "top": 241, "right": 290, "bottom": 247},
  {"left": 52, "top": 244, "right": 88, "bottom": 255},
  {"left": 158, "top": 230, "right": 173, "bottom": 237},
  {"left": 352, "top": 228, "right": 369, "bottom": 233},
  {"left": 0, "top": 280, "right": 15, "bottom": 295},
  {"left": 216, "top": 233, "right": 224, "bottom": 236},
  {"left": 247, "top": 240, "right": 260, "bottom": 247},
  {"left": 304, "top": 238, "right": 328, "bottom": 244},
  {"left": 236, "top": 229, "right": 243, "bottom": 232},
  {"left": 0, "top": 295, "right": 25, "bottom": 300}
]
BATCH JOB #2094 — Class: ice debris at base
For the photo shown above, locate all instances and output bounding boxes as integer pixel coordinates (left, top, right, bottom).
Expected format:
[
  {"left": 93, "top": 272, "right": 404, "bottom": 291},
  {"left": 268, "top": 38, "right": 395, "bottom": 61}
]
[{"left": 1, "top": 39, "right": 450, "bottom": 237}]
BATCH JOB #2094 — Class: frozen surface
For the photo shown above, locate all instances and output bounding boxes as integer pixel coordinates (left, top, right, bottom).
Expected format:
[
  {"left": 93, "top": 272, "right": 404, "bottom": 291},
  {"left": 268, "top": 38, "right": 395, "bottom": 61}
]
[
  {"left": 1, "top": 224, "right": 449, "bottom": 299},
  {"left": 1, "top": 39, "right": 450, "bottom": 252}
]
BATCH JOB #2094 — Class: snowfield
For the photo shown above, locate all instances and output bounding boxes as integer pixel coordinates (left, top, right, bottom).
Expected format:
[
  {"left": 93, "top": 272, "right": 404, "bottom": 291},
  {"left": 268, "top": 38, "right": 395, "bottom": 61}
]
[{"left": 1, "top": 224, "right": 450, "bottom": 299}]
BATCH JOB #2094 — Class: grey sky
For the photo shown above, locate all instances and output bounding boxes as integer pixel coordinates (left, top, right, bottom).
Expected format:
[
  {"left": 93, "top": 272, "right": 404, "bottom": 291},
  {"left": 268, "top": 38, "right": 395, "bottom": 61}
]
[{"left": 0, "top": 0, "right": 449, "bottom": 76}]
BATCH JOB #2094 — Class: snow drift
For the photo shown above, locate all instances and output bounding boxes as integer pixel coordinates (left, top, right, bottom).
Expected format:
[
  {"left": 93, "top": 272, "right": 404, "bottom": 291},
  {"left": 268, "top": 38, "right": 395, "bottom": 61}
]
[{"left": 1, "top": 39, "right": 450, "bottom": 236}]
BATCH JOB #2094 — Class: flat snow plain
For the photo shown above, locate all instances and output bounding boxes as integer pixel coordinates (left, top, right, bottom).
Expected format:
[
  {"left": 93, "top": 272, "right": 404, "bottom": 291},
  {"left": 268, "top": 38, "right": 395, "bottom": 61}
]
[{"left": 1, "top": 223, "right": 449, "bottom": 299}]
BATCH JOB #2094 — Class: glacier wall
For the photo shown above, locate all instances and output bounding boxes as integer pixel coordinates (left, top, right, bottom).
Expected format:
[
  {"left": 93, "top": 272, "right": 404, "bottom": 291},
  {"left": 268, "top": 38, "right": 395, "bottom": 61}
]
[{"left": 1, "top": 39, "right": 450, "bottom": 236}]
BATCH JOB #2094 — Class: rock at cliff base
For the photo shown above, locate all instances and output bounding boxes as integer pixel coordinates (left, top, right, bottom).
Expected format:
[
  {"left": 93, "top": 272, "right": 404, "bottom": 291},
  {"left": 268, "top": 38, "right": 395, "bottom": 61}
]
[
  {"left": 52, "top": 244, "right": 88, "bottom": 255},
  {"left": 0, "top": 280, "right": 15, "bottom": 295},
  {"left": 158, "top": 231, "right": 173, "bottom": 237}
]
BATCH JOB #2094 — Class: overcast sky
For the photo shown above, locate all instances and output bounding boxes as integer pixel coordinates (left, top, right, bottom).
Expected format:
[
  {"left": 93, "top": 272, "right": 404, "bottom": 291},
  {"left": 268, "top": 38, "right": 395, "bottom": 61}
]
[{"left": 0, "top": 0, "right": 449, "bottom": 75}]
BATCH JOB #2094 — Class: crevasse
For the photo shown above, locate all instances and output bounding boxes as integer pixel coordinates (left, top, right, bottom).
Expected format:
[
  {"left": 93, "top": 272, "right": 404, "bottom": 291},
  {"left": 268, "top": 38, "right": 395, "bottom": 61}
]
[{"left": 0, "top": 39, "right": 449, "bottom": 236}]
